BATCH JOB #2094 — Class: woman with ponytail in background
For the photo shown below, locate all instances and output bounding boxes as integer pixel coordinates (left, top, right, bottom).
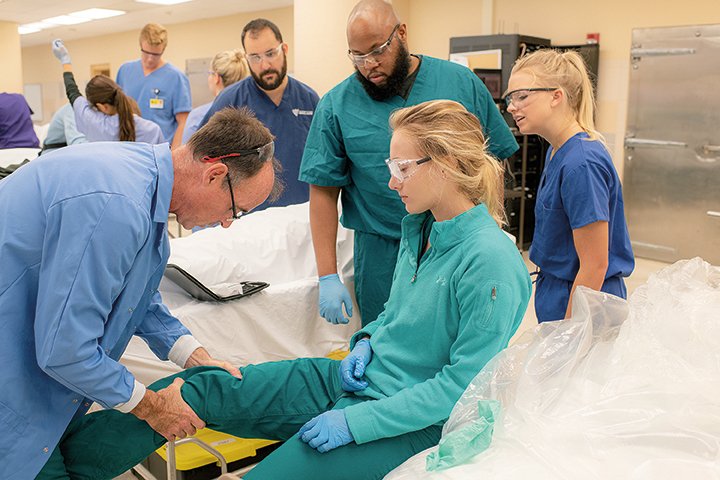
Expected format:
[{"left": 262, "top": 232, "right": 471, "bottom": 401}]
[
  {"left": 505, "top": 49, "right": 634, "bottom": 322},
  {"left": 52, "top": 39, "right": 164, "bottom": 144},
  {"left": 180, "top": 49, "right": 249, "bottom": 144}
]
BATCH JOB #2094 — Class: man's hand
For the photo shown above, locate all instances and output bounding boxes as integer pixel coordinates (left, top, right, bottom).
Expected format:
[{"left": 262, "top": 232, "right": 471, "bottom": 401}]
[
  {"left": 131, "top": 378, "right": 205, "bottom": 441},
  {"left": 318, "top": 274, "right": 353, "bottom": 324},
  {"left": 184, "top": 347, "right": 241, "bottom": 378}
]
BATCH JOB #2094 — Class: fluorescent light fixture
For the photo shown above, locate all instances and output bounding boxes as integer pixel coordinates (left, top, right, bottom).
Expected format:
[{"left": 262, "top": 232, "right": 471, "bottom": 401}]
[
  {"left": 42, "top": 15, "right": 92, "bottom": 25},
  {"left": 18, "top": 23, "right": 44, "bottom": 35},
  {"left": 70, "top": 8, "right": 126, "bottom": 20},
  {"left": 135, "top": 0, "right": 193, "bottom": 5}
]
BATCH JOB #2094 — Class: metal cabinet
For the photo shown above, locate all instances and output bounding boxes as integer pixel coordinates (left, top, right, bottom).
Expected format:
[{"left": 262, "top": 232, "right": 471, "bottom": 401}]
[{"left": 623, "top": 24, "right": 720, "bottom": 264}]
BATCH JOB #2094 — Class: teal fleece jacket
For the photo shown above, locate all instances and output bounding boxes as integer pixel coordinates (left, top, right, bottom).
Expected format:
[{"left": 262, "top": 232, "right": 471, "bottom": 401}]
[{"left": 343, "top": 204, "right": 531, "bottom": 444}]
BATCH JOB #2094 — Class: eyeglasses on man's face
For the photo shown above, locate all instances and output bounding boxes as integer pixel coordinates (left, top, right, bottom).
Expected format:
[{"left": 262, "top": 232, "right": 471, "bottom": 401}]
[
  {"left": 385, "top": 156, "right": 431, "bottom": 183},
  {"left": 503, "top": 88, "right": 558, "bottom": 108},
  {"left": 200, "top": 141, "right": 275, "bottom": 222},
  {"left": 347, "top": 23, "right": 400, "bottom": 68},
  {"left": 245, "top": 44, "right": 284, "bottom": 65},
  {"left": 140, "top": 48, "right": 164, "bottom": 58}
]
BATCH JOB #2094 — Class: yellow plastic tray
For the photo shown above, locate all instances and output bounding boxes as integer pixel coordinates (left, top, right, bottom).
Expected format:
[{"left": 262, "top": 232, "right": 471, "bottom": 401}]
[{"left": 156, "top": 429, "right": 276, "bottom": 471}]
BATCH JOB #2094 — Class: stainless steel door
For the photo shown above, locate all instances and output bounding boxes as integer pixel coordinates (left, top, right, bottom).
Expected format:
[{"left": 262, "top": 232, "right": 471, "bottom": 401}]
[{"left": 624, "top": 24, "right": 720, "bottom": 264}]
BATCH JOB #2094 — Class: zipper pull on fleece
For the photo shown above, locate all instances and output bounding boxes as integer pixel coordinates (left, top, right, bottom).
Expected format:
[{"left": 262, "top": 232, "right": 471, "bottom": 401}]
[{"left": 491, "top": 286, "right": 497, "bottom": 300}]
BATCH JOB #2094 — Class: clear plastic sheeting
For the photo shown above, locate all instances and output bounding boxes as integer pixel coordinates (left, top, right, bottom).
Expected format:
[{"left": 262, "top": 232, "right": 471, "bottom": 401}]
[{"left": 387, "top": 258, "right": 720, "bottom": 479}]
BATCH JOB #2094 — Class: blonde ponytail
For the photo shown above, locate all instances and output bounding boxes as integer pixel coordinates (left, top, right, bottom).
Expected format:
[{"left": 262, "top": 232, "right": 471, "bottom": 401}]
[
  {"left": 512, "top": 49, "right": 605, "bottom": 144},
  {"left": 389, "top": 100, "right": 506, "bottom": 226}
]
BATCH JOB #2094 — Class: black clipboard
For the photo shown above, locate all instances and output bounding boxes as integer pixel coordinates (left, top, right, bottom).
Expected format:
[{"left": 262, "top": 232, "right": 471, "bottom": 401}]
[{"left": 163, "top": 263, "right": 269, "bottom": 302}]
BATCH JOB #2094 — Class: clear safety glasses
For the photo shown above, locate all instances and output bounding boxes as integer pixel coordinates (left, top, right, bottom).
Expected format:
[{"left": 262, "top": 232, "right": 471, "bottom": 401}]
[
  {"left": 385, "top": 156, "right": 431, "bottom": 183},
  {"left": 200, "top": 141, "right": 275, "bottom": 222},
  {"left": 347, "top": 24, "right": 400, "bottom": 68},
  {"left": 245, "top": 44, "right": 284, "bottom": 65},
  {"left": 503, "top": 87, "right": 558, "bottom": 108}
]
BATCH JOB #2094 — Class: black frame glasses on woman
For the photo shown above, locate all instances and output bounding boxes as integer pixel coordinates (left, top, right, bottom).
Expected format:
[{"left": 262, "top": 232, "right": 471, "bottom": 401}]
[
  {"left": 503, "top": 87, "right": 559, "bottom": 108},
  {"left": 347, "top": 23, "right": 401, "bottom": 68},
  {"left": 200, "top": 141, "right": 275, "bottom": 222}
]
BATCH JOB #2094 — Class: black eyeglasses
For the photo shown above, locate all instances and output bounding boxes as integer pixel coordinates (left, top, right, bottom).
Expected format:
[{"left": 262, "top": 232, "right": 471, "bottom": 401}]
[
  {"left": 200, "top": 141, "right": 275, "bottom": 222},
  {"left": 141, "top": 48, "right": 164, "bottom": 57},
  {"left": 347, "top": 24, "right": 400, "bottom": 67},
  {"left": 503, "top": 88, "right": 558, "bottom": 107}
]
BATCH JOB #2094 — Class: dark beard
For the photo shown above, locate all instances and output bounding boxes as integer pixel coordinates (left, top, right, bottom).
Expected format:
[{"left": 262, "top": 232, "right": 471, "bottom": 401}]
[
  {"left": 355, "top": 42, "right": 411, "bottom": 101},
  {"left": 251, "top": 56, "right": 287, "bottom": 91}
]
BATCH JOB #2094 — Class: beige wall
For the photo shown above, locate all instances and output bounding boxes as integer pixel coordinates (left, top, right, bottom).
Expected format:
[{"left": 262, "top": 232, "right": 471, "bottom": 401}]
[
  {"left": 21, "top": 6, "right": 293, "bottom": 123},
  {"left": 20, "top": 0, "right": 720, "bottom": 172},
  {"left": 1, "top": 21, "right": 23, "bottom": 93}
]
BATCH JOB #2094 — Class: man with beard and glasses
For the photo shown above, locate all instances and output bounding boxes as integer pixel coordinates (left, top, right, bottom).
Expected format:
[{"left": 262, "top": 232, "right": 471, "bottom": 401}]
[
  {"left": 200, "top": 18, "right": 319, "bottom": 211},
  {"left": 299, "top": 0, "right": 519, "bottom": 328}
]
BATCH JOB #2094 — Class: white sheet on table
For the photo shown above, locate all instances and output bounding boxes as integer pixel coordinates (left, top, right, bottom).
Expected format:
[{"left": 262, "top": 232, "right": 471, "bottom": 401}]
[{"left": 121, "top": 202, "right": 360, "bottom": 385}]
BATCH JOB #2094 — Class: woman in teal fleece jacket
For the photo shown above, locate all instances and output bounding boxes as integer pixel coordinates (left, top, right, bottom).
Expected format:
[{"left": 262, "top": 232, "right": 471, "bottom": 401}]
[{"left": 39, "top": 100, "right": 531, "bottom": 480}]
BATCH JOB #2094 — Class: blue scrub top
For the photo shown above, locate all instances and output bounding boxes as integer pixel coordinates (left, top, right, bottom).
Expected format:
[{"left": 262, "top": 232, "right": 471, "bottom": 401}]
[
  {"left": 0, "top": 142, "right": 191, "bottom": 479},
  {"left": 43, "top": 103, "right": 86, "bottom": 152},
  {"left": 181, "top": 101, "right": 212, "bottom": 144},
  {"left": 529, "top": 132, "right": 634, "bottom": 282},
  {"left": 0, "top": 92, "right": 39, "bottom": 148},
  {"left": 73, "top": 97, "right": 164, "bottom": 144},
  {"left": 299, "top": 55, "right": 519, "bottom": 239},
  {"left": 116, "top": 60, "right": 192, "bottom": 142},
  {"left": 200, "top": 75, "right": 319, "bottom": 210}
]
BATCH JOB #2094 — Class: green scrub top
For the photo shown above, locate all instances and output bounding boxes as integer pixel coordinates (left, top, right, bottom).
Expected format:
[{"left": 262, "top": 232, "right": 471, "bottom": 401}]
[{"left": 299, "top": 55, "right": 518, "bottom": 240}]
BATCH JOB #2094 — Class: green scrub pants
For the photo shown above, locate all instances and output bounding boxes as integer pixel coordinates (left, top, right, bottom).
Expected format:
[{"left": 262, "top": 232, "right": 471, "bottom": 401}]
[
  {"left": 353, "top": 231, "right": 400, "bottom": 327},
  {"left": 37, "top": 359, "right": 441, "bottom": 480}
]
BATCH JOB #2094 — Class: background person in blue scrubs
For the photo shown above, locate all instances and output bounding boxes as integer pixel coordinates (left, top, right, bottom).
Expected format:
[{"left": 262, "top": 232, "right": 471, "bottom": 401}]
[
  {"left": 116, "top": 23, "right": 192, "bottom": 149},
  {"left": 52, "top": 39, "right": 164, "bottom": 144},
  {"left": 0, "top": 107, "right": 279, "bottom": 480},
  {"left": 505, "top": 49, "right": 634, "bottom": 322},
  {"left": 299, "top": 0, "right": 519, "bottom": 327},
  {"left": 40, "top": 103, "right": 86, "bottom": 154},
  {"left": 200, "top": 18, "right": 319, "bottom": 210}
]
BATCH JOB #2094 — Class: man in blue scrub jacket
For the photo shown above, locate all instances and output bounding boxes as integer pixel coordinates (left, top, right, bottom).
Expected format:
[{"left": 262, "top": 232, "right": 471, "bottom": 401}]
[
  {"left": 0, "top": 107, "right": 279, "bottom": 480},
  {"left": 300, "top": 0, "right": 519, "bottom": 327},
  {"left": 117, "top": 23, "right": 192, "bottom": 150},
  {"left": 200, "top": 18, "right": 319, "bottom": 210}
]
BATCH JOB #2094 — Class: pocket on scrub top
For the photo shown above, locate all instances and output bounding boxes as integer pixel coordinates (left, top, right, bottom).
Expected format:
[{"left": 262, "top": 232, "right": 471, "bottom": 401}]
[
  {"left": 0, "top": 400, "right": 29, "bottom": 439},
  {"left": 535, "top": 203, "right": 572, "bottom": 260}
]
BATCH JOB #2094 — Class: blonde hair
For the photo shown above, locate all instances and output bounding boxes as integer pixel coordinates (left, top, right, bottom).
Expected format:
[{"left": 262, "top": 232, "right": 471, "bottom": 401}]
[
  {"left": 389, "top": 100, "right": 506, "bottom": 226},
  {"left": 211, "top": 49, "right": 249, "bottom": 87},
  {"left": 512, "top": 49, "right": 603, "bottom": 143},
  {"left": 140, "top": 23, "right": 168, "bottom": 47}
]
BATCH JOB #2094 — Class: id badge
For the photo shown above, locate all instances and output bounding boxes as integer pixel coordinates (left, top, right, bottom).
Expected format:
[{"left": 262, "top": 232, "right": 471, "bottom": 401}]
[{"left": 149, "top": 98, "right": 164, "bottom": 109}]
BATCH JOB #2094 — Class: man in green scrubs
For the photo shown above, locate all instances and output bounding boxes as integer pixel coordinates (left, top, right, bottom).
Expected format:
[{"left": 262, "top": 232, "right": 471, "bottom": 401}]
[{"left": 300, "top": 0, "right": 518, "bottom": 327}]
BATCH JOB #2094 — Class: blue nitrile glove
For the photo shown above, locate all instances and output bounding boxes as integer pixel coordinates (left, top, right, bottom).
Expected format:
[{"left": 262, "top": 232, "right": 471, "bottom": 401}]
[
  {"left": 52, "top": 39, "right": 71, "bottom": 65},
  {"left": 298, "top": 409, "right": 354, "bottom": 453},
  {"left": 339, "top": 338, "right": 372, "bottom": 392},
  {"left": 318, "top": 273, "right": 353, "bottom": 324}
]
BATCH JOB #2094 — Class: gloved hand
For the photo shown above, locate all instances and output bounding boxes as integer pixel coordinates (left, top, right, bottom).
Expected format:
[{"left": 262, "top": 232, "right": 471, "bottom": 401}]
[
  {"left": 298, "top": 409, "right": 354, "bottom": 453},
  {"left": 318, "top": 274, "right": 353, "bottom": 324},
  {"left": 52, "top": 39, "right": 71, "bottom": 65},
  {"left": 339, "top": 338, "right": 372, "bottom": 392}
]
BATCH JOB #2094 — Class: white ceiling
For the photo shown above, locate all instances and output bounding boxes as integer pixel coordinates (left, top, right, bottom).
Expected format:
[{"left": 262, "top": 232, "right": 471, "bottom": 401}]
[{"left": 1, "top": 0, "right": 294, "bottom": 47}]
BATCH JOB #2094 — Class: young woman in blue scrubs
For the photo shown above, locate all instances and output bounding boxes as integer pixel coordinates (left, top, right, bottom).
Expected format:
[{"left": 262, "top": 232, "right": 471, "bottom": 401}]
[
  {"left": 52, "top": 40, "right": 164, "bottom": 144},
  {"left": 506, "top": 49, "right": 634, "bottom": 322}
]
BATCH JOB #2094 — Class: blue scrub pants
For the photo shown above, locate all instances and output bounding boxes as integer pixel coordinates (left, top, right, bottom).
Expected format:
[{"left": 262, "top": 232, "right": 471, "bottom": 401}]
[
  {"left": 353, "top": 231, "right": 400, "bottom": 327},
  {"left": 535, "top": 271, "right": 627, "bottom": 322},
  {"left": 37, "top": 360, "right": 441, "bottom": 480}
]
